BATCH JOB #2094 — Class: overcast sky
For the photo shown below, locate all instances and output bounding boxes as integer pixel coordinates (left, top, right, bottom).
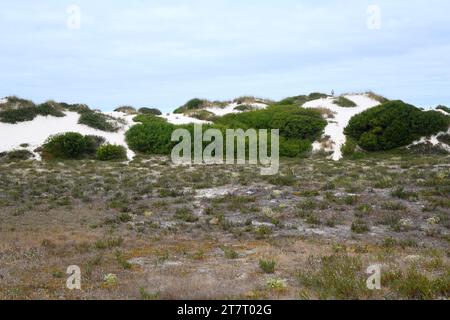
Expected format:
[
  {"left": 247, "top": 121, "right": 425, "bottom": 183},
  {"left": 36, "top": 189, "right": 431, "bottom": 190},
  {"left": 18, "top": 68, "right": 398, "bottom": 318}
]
[{"left": 1, "top": 0, "right": 449, "bottom": 112}]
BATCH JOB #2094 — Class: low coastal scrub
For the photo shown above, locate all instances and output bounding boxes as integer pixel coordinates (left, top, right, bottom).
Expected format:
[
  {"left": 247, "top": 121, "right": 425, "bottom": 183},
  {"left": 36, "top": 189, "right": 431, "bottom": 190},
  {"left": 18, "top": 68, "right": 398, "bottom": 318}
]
[
  {"left": 345, "top": 100, "right": 449, "bottom": 151},
  {"left": 42, "top": 132, "right": 106, "bottom": 160},
  {"left": 138, "top": 107, "right": 162, "bottom": 116},
  {"left": 78, "top": 111, "right": 121, "bottom": 132},
  {"left": 277, "top": 92, "right": 328, "bottom": 106},
  {"left": 333, "top": 96, "right": 357, "bottom": 108},
  {"left": 114, "top": 106, "right": 137, "bottom": 114},
  {"left": 174, "top": 98, "right": 208, "bottom": 114},
  {"left": 126, "top": 107, "right": 325, "bottom": 158},
  {"left": 96, "top": 144, "right": 127, "bottom": 161},
  {"left": 214, "top": 105, "right": 327, "bottom": 142},
  {"left": 0, "top": 100, "right": 65, "bottom": 123}
]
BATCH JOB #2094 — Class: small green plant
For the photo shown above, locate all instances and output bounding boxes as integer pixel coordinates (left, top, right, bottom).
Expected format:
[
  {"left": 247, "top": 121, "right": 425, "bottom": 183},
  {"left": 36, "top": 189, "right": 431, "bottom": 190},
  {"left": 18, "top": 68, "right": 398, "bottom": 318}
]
[
  {"left": 334, "top": 96, "right": 357, "bottom": 108},
  {"left": 351, "top": 220, "right": 370, "bottom": 234},
  {"left": 259, "top": 259, "right": 276, "bottom": 274},
  {"left": 96, "top": 144, "right": 127, "bottom": 161},
  {"left": 222, "top": 246, "right": 239, "bottom": 259},
  {"left": 297, "top": 254, "right": 367, "bottom": 299},
  {"left": 174, "top": 207, "right": 198, "bottom": 222},
  {"left": 139, "top": 287, "right": 160, "bottom": 300},
  {"left": 79, "top": 111, "right": 119, "bottom": 132},
  {"left": 115, "top": 250, "right": 132, "bottom": 269},
  {"left": 266, "top": 278, "right": 286, "bottom": 290}
]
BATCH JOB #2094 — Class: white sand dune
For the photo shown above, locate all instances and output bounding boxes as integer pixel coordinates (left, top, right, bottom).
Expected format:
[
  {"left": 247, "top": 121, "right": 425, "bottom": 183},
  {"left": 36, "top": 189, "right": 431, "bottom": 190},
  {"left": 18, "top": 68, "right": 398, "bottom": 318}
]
[
  {"left": 0, "top": 111, "right": 136, "bottom": 160},
  {"left": 303, "top": 94, "right": 381, "bottom": 160},
  {"left": 161, "top": 113, "right": 210, "bottom": 125},
  {"left": 206, "top": 102, "right": 267, "bottom": 116}
]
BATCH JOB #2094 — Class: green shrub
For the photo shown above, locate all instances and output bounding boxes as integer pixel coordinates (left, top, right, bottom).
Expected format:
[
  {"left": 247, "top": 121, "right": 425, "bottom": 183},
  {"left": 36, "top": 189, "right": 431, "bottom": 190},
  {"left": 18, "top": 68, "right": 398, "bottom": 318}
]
[
  {"left": 279, "top": 137, "right": 312, "bottom": 157},
  {"left": 138, "top": 107, "right": 162, "bottom": 116},
  {"left": 114, "top": 106, "right": 137, "bottom": 114},
  {"left": 259, "top": 259, "right": 276, "bottom": 273},
  {"left": 42, "top": 132, "right": 104, "bottom": 160},
  {"left": 334, "top": 96, "right": 357, "bottom": 108},
  {"left": 345, "top": 100, "right": 450, "bottom": 151},
  {"left": 341, "top": 138, "right": 357, "bottom": 157},
  {"left": 174, "top": 98, "right": 207, "bottom": 114},
  {"left": 84, "top": 135, "right": 106, "bottom": 156},
  {"left": 186, "top": 109, "right": 215, "bottom": 121},
  {"left": 96, "top": 144, "right": 127, "bottom": 161},
  {"left": 125, "top": 121, "right": 176, "bottom": 155},
  {"left": 214, "top": 105, "right": 327, "bottom": 142},
  {"left": 78, "top": 111, "right": 119, "bottom": 132}
]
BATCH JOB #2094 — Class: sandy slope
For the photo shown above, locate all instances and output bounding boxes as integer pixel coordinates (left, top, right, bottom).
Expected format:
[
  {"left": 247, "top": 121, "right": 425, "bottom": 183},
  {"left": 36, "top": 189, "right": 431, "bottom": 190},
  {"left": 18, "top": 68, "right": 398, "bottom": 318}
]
[
  {"left": 206, "top": 102, "right": 267, "bottom": 116},
  {"left": 303, "top": 94, "right": 381, "bottom": 160},
  {"left": 161, "top": 113, "right": 210, "bottom": 125}
]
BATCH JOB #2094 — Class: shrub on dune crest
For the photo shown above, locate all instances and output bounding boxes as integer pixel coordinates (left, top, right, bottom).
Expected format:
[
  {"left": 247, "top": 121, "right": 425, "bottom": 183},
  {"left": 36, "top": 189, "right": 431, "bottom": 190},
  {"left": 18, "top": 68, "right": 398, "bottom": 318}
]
[
  {"left": 345, "top": 100, "right": 449, "bottom": 151},
  {"left": 0, "top": 100, "right": 65, "bottom": 124}
]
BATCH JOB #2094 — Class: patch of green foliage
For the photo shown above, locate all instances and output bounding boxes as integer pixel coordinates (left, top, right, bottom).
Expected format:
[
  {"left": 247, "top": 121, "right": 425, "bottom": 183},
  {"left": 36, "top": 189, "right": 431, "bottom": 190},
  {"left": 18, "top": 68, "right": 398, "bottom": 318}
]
[
  {"left": 333, "top": 96, "right": 357, "bottom": 108},
  {"left": 345, "top": 100, "right": 450, "bottom": 151},
  {"left": 186, "top": 109, "right": 216, "bottom": 121},
  {"left": 96, "top": 144, "right": 127, "bottom": 161},
  {"left": 277, "top": 92, "right": 328, "bottom": 106},
  {"left": 42, "top": 132, "right": 105, "bottom": 160},
  {"left": 174, "top": 98, "right": 207, "bottom": 114},
  {"left": 0, "top": 100, "right": 65, "bottom": 124},
  {"left": 114, "top": 106, "right": 137, "bottom": 114},
  {"left": 139, "top": 107, "right": 162, "bottom": 116},
  {"left": 127, "top": 105, "right": 325, "bottom": 158},
  {"left": 78, "top": 111, "right": 120, "bottom": 132},
  {"left": 126, "top": 118, "right": 176, "bottom": 155},
  {"left": 214, "top": 105, "right": 326, "bottom": 141}
]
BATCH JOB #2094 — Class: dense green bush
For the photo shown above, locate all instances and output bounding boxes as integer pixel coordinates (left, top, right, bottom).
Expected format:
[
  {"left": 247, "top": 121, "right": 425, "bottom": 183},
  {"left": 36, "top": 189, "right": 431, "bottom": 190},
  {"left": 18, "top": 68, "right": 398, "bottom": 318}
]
[
  {"left": 214, "top": 105, "right": 327, "bottom": 142},
  {"left": 78, "top": 111, "right": 119, "bottom": 132},
  {"left": 279, "top": 137, "right": 312, "bottom": 158},
  {"left": 174, "top": 98, "right": 207, "bottom": 114},
  {"left": 114, "top": 106, "right": 137, "bottom": 114},
  {"left": 333, "top": 96, "right": 357, "bottom": 108},
  {"left": 125, "top": 121, "right": 176, "bottom": 155},
  {"left": 0, "top": 102, "right": 65, "bottom": 123},
  {"left": 96, "top": 144, "right": 127, "bottom": 161},
  {"left": 126, "top": 105, "right": 325, "bottom": 158},
  {"left": 345, "top": 100, "right": 450, "bottom": 151},
  {"left": 139, "top": 107, "right": 162, "bottom": 116},
  {"left": 42, "top": 132, "right": 105, "bottom": 160}
]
